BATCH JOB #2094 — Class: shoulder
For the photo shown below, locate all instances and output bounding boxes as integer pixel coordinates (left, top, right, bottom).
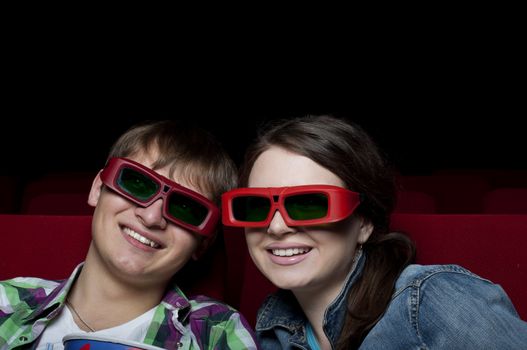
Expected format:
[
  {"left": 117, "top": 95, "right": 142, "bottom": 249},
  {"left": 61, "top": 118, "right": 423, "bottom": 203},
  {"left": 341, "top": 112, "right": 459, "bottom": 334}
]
[
  {"left": 258, "top": 289, "right": 296, "bottom": 314},
  {"left": 393, "top": 264, "right": 519, "bottom": 318},
  {"left": 385, "top": 264, "right": 527, "bottom": 348},
  {"left": 394, "top": 264, "right": 487, "bottom": 292},
  {"left": 1, "top": 277, "right": 59, "bottom": 314},
  {"left": 255, "top": 289, "right": 304, "bottom": 333},
  {"left": 187, "top": 294, "right": 248, "bottom": 323},
  {"left": 185, "top": 295, "right": 258, "bottom": 349},
  {"left": 188, "top": 294, "right": 235, "bottom": 314},
  {"left": 1, "top": 276, "right": 59, "bottom": 298}
]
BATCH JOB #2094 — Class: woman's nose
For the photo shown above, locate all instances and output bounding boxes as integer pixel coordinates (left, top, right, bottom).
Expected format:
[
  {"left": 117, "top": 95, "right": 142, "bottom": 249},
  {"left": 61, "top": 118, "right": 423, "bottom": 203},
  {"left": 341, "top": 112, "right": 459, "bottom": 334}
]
[{"left": 267, "top": 210, "right": 296, "bottom": 237}]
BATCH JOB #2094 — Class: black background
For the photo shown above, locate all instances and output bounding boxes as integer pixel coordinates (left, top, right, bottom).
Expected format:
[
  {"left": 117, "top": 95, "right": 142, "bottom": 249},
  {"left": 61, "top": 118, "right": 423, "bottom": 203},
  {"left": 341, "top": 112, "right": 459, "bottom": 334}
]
[
  {"left": 2, "top": 23, "right": 525, "bottom": 177},
  {"left": 1, "top": 106, "right": 524, "bottom": 178}
]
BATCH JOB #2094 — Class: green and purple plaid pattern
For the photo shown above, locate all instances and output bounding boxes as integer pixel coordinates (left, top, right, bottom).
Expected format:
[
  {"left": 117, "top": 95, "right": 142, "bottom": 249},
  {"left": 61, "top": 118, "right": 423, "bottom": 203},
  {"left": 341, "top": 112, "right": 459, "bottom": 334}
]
[{"left": 0, "top": 264, "right": 258, "bottom": 349}]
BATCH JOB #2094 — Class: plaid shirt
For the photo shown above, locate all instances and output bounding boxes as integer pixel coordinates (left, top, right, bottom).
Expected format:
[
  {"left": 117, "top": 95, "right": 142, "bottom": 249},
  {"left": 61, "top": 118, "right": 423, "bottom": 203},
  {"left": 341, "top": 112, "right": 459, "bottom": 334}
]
[{"left": 0, "top": 264, "right": 258, "bottom": 350}]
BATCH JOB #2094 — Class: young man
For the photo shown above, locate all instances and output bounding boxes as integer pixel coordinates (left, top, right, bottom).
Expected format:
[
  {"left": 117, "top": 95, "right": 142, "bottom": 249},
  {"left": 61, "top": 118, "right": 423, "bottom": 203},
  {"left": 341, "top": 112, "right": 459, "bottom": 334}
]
[{"left": 0, "top": 120, "right": 258, "bottom": 349}]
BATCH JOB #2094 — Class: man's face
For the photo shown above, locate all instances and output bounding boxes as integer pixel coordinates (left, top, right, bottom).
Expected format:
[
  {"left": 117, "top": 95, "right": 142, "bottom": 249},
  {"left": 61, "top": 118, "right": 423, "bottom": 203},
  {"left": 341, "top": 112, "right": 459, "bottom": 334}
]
[{"left": 87, "top": 151, "right": 205, "bottom": 287}]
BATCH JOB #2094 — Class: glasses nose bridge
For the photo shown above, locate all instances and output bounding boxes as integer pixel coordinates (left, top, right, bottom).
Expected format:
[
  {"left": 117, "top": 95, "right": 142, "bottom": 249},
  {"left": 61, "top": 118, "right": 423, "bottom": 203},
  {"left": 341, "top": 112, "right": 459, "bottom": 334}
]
[
  {"left": 267, "top": 204, "right": 294, "bottom": 236},
  {"left": 153, "top": 183, "right": 172, "bottom": 201},
  {"left": 269, "top": 195, "right": 289, "bottom": 221},
  {"left": 144, "top": 183, "right": 172, "bottom": 211},
  {"left": 136, "top": 196, "right": 167, "bottom": 229}
]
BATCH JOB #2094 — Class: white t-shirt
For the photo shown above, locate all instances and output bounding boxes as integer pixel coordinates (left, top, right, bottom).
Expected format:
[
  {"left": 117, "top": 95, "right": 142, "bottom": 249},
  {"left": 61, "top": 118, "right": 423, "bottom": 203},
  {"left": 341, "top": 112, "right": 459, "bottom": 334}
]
[{"left": 36, "top": 304, "right": 156, "bottom": 350}]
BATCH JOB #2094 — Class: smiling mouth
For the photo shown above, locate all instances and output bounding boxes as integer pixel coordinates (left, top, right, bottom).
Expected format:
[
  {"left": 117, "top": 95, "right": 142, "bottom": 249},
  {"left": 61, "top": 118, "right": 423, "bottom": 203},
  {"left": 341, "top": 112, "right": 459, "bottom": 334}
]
[
  {"left": 123, "top": 226, "right": 161, "bottom": 249},
  {"left": 269, "top": 247, "right": 311, "bottom": 257}
]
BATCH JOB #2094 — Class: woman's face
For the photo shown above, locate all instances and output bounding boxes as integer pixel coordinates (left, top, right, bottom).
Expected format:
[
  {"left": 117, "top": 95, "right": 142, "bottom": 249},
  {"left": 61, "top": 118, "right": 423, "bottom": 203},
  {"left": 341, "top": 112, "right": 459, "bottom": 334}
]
[{"left": 245, "top": 146, "right": 372, "bottom": 295}]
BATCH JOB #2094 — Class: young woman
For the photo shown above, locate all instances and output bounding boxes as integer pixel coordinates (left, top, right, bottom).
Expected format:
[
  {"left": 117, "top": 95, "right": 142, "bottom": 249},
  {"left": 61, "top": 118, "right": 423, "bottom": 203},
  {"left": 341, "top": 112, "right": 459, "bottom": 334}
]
[{"left": 222, "top": 115, "right": 527, "bottom": 349}]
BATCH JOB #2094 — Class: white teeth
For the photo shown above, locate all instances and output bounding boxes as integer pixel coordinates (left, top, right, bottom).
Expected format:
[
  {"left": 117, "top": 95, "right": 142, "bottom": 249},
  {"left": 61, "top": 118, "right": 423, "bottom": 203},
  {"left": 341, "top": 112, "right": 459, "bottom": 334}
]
[
  {"left": 271, "top": 248, "right": 310, "bottom": 257},
  {"left": 123, "top": 227, "right": 160, "bottom": 249}
]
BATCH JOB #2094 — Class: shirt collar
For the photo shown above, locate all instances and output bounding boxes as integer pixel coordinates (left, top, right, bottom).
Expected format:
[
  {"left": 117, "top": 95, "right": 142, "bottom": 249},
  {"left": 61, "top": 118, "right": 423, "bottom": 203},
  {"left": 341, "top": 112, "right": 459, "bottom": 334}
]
[
  {"left": 22, "top": 263, "right": 84, "bottom": 323},
  {"left": 160, "top": 282, "right": 192, "bottom": 321},
  {"left": 21, "top": 263, "right": 193, "bottom": 324},
  {"left": 324, "top": 249, "right": 365, "bottom": 342}
]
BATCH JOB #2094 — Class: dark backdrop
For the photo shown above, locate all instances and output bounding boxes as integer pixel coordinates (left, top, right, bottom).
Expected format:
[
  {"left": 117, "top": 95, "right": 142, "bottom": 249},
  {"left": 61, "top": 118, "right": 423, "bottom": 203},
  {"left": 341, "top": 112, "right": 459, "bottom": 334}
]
[
  {"left": 1, "top": 108, "right": 524, "bottom": 177},
  {"left": 3, "top": 13, "right": 525, "bottom": 178}
]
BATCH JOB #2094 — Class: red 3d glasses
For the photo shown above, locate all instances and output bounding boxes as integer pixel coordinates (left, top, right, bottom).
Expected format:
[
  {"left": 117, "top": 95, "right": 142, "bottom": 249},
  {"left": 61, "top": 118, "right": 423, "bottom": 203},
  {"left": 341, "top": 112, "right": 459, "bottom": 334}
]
[
  {"left": 100, "top": 157, "right": 219, "bottom": 237},
  {"left": 222, "top": 185, "right": 361, "bottom": 227}
]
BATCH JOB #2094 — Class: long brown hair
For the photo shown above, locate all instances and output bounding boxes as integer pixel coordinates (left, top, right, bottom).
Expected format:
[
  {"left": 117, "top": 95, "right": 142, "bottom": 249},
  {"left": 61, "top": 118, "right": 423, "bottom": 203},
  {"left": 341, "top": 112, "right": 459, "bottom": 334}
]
[{"left": 239, "top": 115, "right": 415, "bottom": 348}]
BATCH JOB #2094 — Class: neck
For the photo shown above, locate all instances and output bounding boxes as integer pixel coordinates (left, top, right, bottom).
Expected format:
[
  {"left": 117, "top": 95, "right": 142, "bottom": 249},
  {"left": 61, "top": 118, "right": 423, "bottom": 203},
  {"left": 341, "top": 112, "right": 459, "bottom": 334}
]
[
  {"left": 293, "top": 267, "right": 351, "bottom": 350},
  {"left": 68, "top": 247, "right": 167, "bottom": 331},
  {"left": 293, "top": 247, "right": 363, "bottom": 349},
  {"left": 294, "top": 287, "right": 338, "bottom": 350}
]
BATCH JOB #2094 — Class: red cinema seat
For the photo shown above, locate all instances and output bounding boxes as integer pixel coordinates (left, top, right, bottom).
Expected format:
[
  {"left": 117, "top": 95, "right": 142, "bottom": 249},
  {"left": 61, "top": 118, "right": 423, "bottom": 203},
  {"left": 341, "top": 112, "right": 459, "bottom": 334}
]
[
  {"left": 0, "top": 176, "right": 20, "bottom": 213},
  {"left": 0, "top": 215, "right": 92, "bottom": 280},
  {"left": 224, "top": 226, "right": 276, "bottom": 327},
  {"left": 21, "top": 172, "right": 95, "bottom": 215},
  {"left": 482, "top": 188, "right": 527, "bottom": 214},
  {"left": 395, "top": 190, "right": 436, "bottom": 213},
  {"left": 435, "top": 169, "right": 527, "bottom": 188},
  {"left": 23, "top": 192, "right": 94, "bottom": 215},
  {"left": 391, "top": 214, "right": 527, "bottom": 321},
  {"left": 487, "top": 170, "right": 527, "bottom": 188},
  {"left": 397, "top": 175, "right": 490, "bottom": 213}
]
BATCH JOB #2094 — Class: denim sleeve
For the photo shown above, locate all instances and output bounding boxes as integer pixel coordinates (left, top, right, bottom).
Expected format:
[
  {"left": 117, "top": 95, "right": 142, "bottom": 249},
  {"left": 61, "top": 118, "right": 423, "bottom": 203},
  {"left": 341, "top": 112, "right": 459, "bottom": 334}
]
[{"left": 416, "top": 269, "right": 527, "bottom": 349}]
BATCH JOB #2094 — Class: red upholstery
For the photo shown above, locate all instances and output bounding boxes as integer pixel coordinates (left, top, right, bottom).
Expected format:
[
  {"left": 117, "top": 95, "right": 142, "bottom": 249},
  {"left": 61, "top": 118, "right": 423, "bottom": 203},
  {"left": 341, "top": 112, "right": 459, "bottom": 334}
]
[
  {"left": 0, "top": 215, "right": 92, "bottom": 280},
  {"left": 0, "top": 214, "right": 226, "bottom": 300},
  {"left": 224, "top": 227, "right": 277, "bottom": 326},
  {"left": 23, "top": 193, "right": 94, "bottom": 215},
  {"left": 223, "top": 227, "right": 249, "bottom": 308},
  {"left": 397, "top": 175, "right": 491, "bottom": 213},
  {"left": 482, "top": 188, "right": 527, "bottom": 214},
  {"left": 486, "top": 170, "right": 527, "bottom": 188},
  {"left": 225, "top": 214, "right": 527, "bottom": 327},
  {"left": 391, "top": 214, "right": 526, "bottom": 321},
  {"left": 0, "top": 176, "right": 20, "bottom": 213},
  {"left": 21, "top": 173, "right": 95, "bottom": 215},
  {"left": 395, "top": 190, "right": 436, "bottom": 213},
  {"left": 435, "top": 169, "right": 527, "bottom": 188}
]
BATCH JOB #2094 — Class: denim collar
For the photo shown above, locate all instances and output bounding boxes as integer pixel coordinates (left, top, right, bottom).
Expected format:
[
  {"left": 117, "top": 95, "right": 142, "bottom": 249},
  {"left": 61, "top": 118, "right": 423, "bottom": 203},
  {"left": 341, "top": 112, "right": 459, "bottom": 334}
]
[{"left": 256, "top": 251, "right": 366, "bottom": 344}]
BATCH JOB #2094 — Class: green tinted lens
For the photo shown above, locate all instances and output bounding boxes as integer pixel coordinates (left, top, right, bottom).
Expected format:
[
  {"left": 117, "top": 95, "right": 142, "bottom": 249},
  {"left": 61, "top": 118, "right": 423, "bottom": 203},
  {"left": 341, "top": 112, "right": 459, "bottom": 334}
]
[
  {"left": 232, "top": 196, "right": 271, "bottom": 222},
  {"left": 168, "top": 193, "right": 208, "bottom": 226},
  {"left": 284, "top": 193, "right": 328, "bottom": 220},
  {"left": 118, "top": 168, "right": 159, "bottom": 200}
]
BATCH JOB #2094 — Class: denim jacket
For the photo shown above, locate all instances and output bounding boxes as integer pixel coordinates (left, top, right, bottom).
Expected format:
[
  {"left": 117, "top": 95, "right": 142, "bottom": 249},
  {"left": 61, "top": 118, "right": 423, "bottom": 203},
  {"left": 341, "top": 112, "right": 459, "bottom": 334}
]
[{"left": 255, "top": 254, "right": 527, "bottom": 349}]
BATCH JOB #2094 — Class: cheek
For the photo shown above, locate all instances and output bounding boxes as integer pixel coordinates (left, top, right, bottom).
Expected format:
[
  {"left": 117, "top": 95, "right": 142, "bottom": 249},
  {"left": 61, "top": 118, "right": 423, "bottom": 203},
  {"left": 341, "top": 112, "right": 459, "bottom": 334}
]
[
  {"left": 170, "top": 229, "right": 201, "bottom": 254},
  {"left": 172, "top": 247, "right": 195, "bottom": 264},
  {"left": 97, "top": 191, "right": 131, "bottom": 213},
  {"left": 244, "top": 229, "right": 266, "bottom": 249},
  {"left": 317, "top": 232, "right": 359, "bottom": 262},
  {"left": 244, "top": 230, "right": 269, "bottom": 263}
]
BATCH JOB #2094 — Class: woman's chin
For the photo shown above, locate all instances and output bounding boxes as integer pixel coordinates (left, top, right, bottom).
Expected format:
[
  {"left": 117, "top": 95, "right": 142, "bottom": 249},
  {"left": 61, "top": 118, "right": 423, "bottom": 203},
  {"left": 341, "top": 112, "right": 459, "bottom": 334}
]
[{"left": 267, "top": 274, "right": 312, "bottom": 291}]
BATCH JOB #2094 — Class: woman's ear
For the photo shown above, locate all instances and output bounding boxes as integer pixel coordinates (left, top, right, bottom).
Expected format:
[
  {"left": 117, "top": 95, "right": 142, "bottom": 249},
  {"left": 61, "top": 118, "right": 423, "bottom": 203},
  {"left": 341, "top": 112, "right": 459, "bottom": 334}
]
[
  {"left": 87, "top": 170, "right": 104, "bottom": 207},
  {"left": 357, "top": 218, "right": 374, "bottom": 244}
]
